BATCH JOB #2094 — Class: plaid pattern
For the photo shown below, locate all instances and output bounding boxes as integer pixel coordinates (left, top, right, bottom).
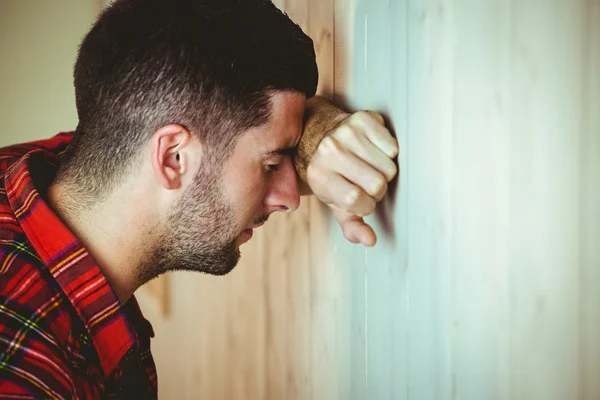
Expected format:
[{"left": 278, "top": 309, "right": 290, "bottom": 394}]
[{"left": 0, "top": 133, "right": 157, "bottom": 399}]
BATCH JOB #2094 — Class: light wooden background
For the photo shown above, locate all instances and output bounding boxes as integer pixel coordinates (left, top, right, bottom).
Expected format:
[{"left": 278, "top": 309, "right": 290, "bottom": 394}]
[
  {"left": 134, "top": 0, "right": 600, "bottom": 399},
  {"left": 0, "top": 0, "right": 597, "bottom": 398}
]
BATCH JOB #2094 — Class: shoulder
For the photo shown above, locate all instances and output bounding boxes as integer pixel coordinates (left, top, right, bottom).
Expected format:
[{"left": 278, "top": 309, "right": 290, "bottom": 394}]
[
  {"left": 0, "top": 133, "right": 87, "bottom": 398},
  {"left": 0, "top": 132, "right": 74, "bottom": 238},
  {"left": 0, "top": 236, "right": 67, "bottom": 350},
  {"left": 0, "top": 234, "right": 70, "bottom": 343}
]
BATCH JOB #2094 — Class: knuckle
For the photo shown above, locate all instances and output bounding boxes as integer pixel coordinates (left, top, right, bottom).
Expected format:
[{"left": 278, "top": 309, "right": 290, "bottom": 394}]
[
  {"left": 337, "top": 124, "right": 359, "bottom": 141},
  {"left": 377, "top": 181, "right": 388, "bottom": 199},
  {"left": 306, "top": 163, "right": 319, "bottom": 182},
  {"left": 369, "top": 176, "right": 387, "bottom": 197},
  {"left": 386, "top": 162, "right": 398, "bottom": 181},
  {"left": 391, "top": 139, "right": 400, "bottom": 157},
  {"left": 378, "top": 183, "right": 389, "bottom": 201},
  {"left": 357, "top": 110, "right": 371, "bottom": 119},
  {"left": 362, "top": 198, "right": 377, "bottom": 216},
  {"left": 344, "top": 188, "right": 361, "bottom": 209},
  {"left": 352, "top": 110, "right": 384, "bottom": 125},
  {"left": 319, "top": 136, "right": 342, "bottom": 156},
  {"left": 371, "top": 111, "right": 385, "bottom": 125},
  {"left": 387, "top": 143, "right": 399, "bottom": 159},
  {"left": 307, "top": 165, "right": 329, "bottom": 189},
  {"left": 352, "top": 110, "right": 370, "bottom": 123}
]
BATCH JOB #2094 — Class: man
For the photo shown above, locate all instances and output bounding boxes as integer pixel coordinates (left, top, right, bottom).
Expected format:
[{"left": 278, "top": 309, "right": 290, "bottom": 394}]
[{"left": 0, "top": 0, "right": 398, "bottom": 398}]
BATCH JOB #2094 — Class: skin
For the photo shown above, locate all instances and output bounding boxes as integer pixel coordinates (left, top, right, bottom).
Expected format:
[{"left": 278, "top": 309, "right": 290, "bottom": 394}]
[{"left": 48, "top": 91, "right": 307, "bottom": 303}]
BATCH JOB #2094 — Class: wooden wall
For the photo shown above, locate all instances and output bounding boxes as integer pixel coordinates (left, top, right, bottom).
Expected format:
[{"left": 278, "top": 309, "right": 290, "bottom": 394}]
[{"left": 136, "top": 0, "right": 600, "bottom": 399}]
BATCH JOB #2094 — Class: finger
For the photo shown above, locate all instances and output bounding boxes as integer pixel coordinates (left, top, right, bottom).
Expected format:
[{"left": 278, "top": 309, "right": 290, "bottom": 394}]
[
  {"left": 314, "top": 136, "right": 386, "bottom": 207},
  {"left": 329, "top": 148, "right": 389, "bottom": 202},
  {"left": 334, "top": 125, "right": 398, "bottom": 182},
  {"left": 366, "top": 110, "right": 385, "bottom": 125},
  {"left": 349, "top": 111, "right": 399, "bottom": 159},
  {"left": 347, "top": 221, "right": 377, "bottom": 247},
  {"left": 332, "top": 207, "right": 377, "bottom": 246},
  {"left": 313, "top": 167, "right": 377, "bottom": 217}
]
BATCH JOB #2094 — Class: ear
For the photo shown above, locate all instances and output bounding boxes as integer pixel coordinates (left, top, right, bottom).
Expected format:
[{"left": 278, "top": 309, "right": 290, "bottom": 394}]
[{"left": 151, "top": 124, "right": 193, "bottom": 190}]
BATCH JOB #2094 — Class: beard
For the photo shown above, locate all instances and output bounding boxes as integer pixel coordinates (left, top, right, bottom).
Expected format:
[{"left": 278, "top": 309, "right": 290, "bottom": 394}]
[{"left": 138, "top": 162, "right": 241, "bottom": 285}]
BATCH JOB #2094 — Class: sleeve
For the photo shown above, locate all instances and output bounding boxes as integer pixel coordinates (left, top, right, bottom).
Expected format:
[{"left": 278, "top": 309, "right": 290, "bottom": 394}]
[
  {"left": 0, "top": 347, "right": 72, "bottom": 399},
  {"left": 293, "top": 96, "right": 349, "bottom": 191},
  {"left": 0, "top": 300, "right": 75, "bottom": 399},
  {"left": 0, "top": 378, "right": 37, "bottom": 398}
]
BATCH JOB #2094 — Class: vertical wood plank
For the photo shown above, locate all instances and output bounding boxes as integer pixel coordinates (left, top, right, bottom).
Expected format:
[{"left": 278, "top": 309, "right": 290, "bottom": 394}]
[
  {"left": 580, "top": 1, "right": 600, "bottom": 398},
  {"left": 332, "top": 1, "right": 370, "bottom": 399},
  {"left": 284, "top": 207, "right": 312, "bottom": 400},
  {"left": 450, "top": 1, "right": 513, "bottom": 398},
  {"left": 305, "top": 0, "right": 338, "bottom": 398},
  {"left": 263, "top": 0, "right": 315, "bottom": 397},
  {"left": 508, "top": 1, "right": 583, "bottom": 398},
  {"left": 264, "top": 212, "right": 290, "bottom": 400},
  {"left": 279, "top": 6, "right": 313, "bottom": 399},
  {"left": 405, "top": 0, "right": 456, "bottom": 398},
  {"left": 228, "top": 228, "right": 267, "bottom": 400},
  {"left": 360, "top": 0, "right": 406, "bottom": 399}
]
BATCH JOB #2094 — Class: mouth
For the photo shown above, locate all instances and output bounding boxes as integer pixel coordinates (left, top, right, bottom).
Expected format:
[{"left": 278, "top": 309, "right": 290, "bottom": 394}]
[
  {"left": 237, "top": 221, "right": 266, "bottom": 247},
  {"left": 236, "top": 228, "right": 253, "bottom": 248}
]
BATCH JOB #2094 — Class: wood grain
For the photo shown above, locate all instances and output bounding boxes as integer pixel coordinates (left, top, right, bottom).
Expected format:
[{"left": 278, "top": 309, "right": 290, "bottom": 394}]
[{"left": 135, "top": 1, "right": 600, "bottom": 399}]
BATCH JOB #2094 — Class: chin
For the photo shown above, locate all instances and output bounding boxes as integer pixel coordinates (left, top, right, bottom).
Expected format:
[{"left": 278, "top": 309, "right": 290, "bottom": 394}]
[
  {"left": 205, "top": 245, "right": 241, "bottom": 276},
  {"left": 206, "top": 259, "right": 239, "bottom": 276}
]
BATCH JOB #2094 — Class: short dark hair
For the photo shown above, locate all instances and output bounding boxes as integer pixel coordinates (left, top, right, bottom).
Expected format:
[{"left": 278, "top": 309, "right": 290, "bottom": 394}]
[{"left": 57, "top": 0, "right": 317, "bottom": 198}]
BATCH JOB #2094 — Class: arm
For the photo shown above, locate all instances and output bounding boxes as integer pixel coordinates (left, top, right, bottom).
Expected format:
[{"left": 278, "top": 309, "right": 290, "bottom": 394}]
[
  {"left": 0, "top": 302, "right": 75, "bottom": 399},
  {"left": 294, "top": 96, "right": 399, "bottom": 246}
]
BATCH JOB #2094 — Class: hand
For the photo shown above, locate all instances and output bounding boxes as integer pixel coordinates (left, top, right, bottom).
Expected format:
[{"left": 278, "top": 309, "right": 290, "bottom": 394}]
[{"left": 306, "top": 110, "right": 399, "bottom": 246}]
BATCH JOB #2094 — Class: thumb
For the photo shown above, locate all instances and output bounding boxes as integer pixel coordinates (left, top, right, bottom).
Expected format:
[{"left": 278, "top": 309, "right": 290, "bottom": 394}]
[{"left": 332, "top": 207, "right": 377, "bottom": 247}]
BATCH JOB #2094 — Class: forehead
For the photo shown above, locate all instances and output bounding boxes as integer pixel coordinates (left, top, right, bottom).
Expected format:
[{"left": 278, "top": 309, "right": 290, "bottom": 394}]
[{"left": 242, "top": 91, "right": 307, "bottom": 153}]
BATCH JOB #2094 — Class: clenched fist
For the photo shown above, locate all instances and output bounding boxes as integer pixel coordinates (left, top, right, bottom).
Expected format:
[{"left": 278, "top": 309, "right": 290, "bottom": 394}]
[{"left": 295, "top": 96, "right": 399, "bottom": 247}]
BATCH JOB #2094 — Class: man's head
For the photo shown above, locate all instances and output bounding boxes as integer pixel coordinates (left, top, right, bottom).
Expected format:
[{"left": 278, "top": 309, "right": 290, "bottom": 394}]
[
  {"left": 142, "top": 91, "right": 306, "bottom": 281},
  {"left": 55, "top": 0, "right": 317, "bottom": 282}
]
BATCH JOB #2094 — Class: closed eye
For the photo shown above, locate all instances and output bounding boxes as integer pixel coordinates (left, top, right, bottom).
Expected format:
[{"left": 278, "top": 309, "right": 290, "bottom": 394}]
[{"left": 265, "top": 163, "right": 280, "bottom": 173}]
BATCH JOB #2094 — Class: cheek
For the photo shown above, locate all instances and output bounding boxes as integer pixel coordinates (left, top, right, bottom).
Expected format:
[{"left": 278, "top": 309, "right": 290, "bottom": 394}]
[
  {"left": 226, "top": 173, "right": 269, "bottom": 224},
  {"left": 245, "top": 180, "right": 269, "bottom": 217}
]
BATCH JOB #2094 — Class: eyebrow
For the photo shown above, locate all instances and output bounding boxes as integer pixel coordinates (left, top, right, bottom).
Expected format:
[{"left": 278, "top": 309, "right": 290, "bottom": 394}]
[{"left": 264, "top": 146, "right": 297, "bottom": 158}]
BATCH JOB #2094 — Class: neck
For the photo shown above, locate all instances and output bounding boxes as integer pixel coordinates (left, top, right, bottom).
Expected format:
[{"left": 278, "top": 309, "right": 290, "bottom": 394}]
[{"left": 47, "top": 181, "right": 157, "bottom": 304}]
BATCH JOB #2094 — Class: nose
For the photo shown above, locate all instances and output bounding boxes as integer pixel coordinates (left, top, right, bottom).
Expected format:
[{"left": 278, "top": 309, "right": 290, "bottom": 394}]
[{"left": 263, "top": 157, "right": 300, "bottom": 213}]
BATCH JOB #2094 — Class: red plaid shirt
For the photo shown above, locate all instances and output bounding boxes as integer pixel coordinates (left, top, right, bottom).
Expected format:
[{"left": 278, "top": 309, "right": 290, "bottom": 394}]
[{"left": 0, "top": 133, "right": 157, "bottom": 399}]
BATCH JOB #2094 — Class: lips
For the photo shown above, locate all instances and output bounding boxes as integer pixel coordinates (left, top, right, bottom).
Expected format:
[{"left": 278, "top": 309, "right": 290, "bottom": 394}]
[{"left": 239, "top": 222, "right": 263, "bottom": 246}]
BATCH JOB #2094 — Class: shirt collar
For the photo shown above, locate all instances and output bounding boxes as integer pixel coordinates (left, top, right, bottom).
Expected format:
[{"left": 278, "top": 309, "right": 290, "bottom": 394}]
[{"left": 4, "top": 148, "right": 145, "bottom": 376}]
